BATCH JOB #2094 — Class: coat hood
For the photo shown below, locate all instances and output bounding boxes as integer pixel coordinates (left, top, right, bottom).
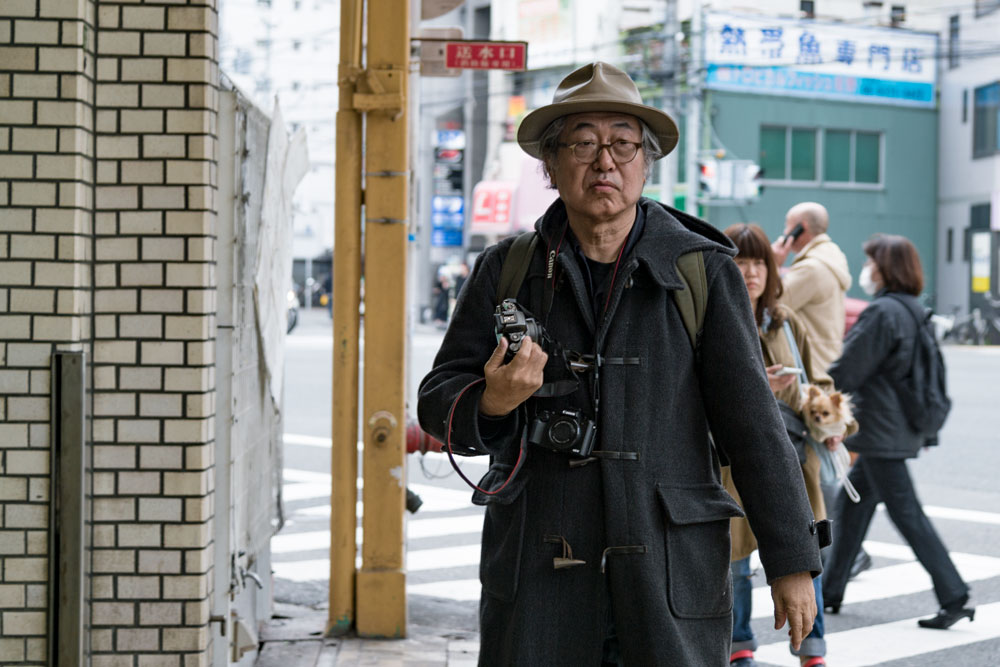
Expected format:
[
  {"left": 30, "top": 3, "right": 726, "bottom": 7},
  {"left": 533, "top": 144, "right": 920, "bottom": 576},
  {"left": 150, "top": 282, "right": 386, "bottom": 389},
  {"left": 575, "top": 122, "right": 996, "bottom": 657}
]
[
  {"left": 794, "top": 234, "right": 852, "bottom": 292},
  {"left": 533, "top": 197, "right": 736, "bottom": 290}
]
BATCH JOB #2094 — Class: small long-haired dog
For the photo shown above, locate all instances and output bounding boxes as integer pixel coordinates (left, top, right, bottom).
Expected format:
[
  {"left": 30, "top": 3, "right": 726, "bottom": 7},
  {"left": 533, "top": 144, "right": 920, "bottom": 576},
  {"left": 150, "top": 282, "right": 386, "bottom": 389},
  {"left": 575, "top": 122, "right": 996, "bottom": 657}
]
[{"left": 801, "top": 384, "right": 854, "bottom": 442}]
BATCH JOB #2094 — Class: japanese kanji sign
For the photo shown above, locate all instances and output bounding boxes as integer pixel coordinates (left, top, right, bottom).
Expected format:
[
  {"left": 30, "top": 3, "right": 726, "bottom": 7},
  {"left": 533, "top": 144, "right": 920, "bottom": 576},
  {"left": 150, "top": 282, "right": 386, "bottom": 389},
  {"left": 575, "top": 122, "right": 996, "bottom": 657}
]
[
  {"left": 704, "top": 12, "right": 937, "bottom": 107},
  {"left": 445, "top": 41, "right": 527, "bottom": 71}
]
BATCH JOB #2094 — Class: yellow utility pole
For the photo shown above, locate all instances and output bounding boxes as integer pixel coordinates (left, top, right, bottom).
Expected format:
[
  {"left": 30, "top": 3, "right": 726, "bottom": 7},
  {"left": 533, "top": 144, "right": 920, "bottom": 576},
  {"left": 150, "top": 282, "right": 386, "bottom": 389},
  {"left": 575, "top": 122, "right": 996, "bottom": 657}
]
[
  {"left": 329, "top": 0, "right": 365, "bottom": 637},
  {"left": 357, "top": 0, "right": 410, "bottom": 637},
  {"left": 330, "top": 0, "right": 410, "bottom": 639}
]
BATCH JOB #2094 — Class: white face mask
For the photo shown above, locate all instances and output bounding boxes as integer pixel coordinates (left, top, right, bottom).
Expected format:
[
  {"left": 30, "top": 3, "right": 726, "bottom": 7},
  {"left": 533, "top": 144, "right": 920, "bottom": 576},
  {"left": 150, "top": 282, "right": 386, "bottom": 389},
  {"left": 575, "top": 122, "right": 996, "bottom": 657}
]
[{"left": 859, "top": 264, "right": 878, "bottom": 295}]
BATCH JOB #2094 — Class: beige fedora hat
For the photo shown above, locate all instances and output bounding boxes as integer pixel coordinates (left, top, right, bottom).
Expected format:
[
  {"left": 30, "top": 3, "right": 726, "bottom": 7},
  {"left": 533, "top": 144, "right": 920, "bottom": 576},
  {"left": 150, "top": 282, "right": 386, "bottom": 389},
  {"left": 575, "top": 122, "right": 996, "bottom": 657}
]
[{"left": 517, "top": 61, "right": 679, "bottom": 160}]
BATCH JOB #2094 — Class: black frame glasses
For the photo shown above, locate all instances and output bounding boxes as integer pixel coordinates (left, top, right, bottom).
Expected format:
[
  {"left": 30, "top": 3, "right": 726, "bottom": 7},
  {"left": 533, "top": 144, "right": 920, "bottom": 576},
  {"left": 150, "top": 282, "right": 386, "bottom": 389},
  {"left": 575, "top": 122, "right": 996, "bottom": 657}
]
[{"left": 558, "top": 140, "right": 643, "bottom": 164}]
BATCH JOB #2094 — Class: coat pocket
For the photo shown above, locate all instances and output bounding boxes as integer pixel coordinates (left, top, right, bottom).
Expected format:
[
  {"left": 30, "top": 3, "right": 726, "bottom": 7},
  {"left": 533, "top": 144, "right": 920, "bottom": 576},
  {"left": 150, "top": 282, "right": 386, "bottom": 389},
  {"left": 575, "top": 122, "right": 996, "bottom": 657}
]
[
  {"left": 475, "top": 462, "right": 529, "bottom": 602},
  {"left": 657, "top": 483, "right": 745, "bottom": 619}
]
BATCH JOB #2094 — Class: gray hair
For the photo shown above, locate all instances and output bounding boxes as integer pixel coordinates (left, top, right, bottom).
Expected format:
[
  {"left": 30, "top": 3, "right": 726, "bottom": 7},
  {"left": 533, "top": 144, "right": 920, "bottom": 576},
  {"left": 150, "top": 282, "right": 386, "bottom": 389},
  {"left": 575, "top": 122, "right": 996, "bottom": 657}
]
[{"left": 537, "top": 116, "right": 664, "bottom": 189}]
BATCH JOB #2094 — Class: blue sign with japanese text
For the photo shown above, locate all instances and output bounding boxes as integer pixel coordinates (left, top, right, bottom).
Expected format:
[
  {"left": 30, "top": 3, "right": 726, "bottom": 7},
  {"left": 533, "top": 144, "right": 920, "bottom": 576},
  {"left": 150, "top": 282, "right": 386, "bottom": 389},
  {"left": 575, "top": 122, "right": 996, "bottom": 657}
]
[
  {"left": 431, "top": 195, "right": 464, "bottom": 247},
  {"left": 705, "top": 13, "right": 937, "bottom": 108}
]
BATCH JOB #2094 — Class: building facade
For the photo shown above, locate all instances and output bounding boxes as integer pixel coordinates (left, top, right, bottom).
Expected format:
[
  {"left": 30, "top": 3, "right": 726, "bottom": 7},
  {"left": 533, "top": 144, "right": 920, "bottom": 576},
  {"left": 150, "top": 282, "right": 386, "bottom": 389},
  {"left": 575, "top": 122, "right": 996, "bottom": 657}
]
[
  {"left": 1, "top": 2, "right": 286, "bottom": 665},
  {"left": 699, "top": 10, "right": 939, "bottom": 301}
]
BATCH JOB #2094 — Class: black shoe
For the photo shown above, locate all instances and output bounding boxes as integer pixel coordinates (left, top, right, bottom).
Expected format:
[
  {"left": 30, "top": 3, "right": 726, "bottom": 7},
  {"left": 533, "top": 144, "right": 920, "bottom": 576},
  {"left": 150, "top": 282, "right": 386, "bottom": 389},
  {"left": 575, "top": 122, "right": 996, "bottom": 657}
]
[
  {"left": 848, "top": 549, "right": 872, "bottom": 580},
  {"left": 918, "top": 606, "right": 975, "bottom": 629},
  {"left": 824, "top": 601, "right": 841, "bottom": 614}
]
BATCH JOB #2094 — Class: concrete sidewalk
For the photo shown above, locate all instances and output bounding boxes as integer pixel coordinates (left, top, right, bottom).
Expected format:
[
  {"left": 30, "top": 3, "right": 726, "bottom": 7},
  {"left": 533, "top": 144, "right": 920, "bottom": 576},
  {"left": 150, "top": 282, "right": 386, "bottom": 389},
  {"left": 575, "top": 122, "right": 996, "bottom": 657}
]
[{"left": 256, "top": 603, "right": 480, "bottom": 667}]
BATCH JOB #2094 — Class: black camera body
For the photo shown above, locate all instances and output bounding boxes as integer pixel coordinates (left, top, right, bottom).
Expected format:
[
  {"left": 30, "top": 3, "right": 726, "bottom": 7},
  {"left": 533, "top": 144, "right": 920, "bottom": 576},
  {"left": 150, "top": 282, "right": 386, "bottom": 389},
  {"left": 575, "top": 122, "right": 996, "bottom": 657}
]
[
  {"left": 529, "top": 409, "right": 597, "bottom": 457},
  {"left": 494, "top": 299, "right": 547, "bottom": 361}
]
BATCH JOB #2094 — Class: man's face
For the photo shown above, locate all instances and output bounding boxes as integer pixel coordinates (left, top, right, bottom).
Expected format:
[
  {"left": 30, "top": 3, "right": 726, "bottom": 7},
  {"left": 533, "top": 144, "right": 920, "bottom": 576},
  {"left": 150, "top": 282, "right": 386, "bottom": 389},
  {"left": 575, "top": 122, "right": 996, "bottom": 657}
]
[{"left": 549, "top": 112, "right": 646, "bottom": 226}]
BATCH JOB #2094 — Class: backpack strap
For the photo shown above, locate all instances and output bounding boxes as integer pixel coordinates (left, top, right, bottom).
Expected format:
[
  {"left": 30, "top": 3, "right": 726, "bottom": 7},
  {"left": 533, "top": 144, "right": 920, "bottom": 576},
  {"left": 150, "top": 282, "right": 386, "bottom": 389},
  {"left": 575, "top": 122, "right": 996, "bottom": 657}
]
[
  {"left": 673, "top": 250, "right": 708, "bottom": 350},
  {"left": 496, "top": 232, "right": 538, "bottom": 303}
]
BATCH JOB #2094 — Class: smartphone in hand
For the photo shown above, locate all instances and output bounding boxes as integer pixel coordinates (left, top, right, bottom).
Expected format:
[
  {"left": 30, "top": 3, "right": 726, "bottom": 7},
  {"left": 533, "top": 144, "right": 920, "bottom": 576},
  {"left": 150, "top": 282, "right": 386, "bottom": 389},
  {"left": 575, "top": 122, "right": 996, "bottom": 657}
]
[
  {"left": 773, "top": 366, "right": 804, "bottom": 377},
  {"left": 786, "top": 223, "right": 804, "bottom": 241}
]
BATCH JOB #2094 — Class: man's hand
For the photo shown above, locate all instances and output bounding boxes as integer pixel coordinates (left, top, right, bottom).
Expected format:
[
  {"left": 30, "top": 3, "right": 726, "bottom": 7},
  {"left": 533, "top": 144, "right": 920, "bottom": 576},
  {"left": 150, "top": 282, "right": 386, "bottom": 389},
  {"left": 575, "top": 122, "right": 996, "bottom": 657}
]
[
  {"left": 771, "top": 234, "right": 795, "bottom": 267},
  {"left": 479, "top": 336, "right": 548, "bottom": 416},
  {"left": 770, "top": 571, "right": 816, "bottom": 651}
]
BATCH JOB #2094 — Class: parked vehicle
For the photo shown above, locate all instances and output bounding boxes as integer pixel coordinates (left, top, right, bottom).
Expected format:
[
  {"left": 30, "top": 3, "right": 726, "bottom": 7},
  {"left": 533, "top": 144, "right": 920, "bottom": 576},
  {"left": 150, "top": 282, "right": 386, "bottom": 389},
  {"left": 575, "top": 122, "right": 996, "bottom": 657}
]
[{"left": 944, "top": 296, "right": 1000, "bottom": 345}]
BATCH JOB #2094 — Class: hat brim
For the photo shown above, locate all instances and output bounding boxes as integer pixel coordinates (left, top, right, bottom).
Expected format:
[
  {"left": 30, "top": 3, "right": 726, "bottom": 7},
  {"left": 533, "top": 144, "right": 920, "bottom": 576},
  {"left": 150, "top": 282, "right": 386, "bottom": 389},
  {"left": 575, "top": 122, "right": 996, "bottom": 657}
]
[{"left": 517, "top": 100, "right": 679, "bottom": 160}]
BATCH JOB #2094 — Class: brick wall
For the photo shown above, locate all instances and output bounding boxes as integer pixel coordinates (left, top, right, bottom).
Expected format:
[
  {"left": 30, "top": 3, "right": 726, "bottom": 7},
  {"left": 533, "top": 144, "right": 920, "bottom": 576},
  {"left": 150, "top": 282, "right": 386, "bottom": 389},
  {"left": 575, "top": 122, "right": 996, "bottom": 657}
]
[{"left": 1, "top": 0, "right": 219, "bottom": 664}]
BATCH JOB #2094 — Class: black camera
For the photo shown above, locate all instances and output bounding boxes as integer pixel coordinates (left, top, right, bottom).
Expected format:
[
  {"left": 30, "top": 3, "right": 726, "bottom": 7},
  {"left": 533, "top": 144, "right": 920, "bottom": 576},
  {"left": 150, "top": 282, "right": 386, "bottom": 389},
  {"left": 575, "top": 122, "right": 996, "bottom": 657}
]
[
  {"left": 494, "top": 299, "right": 547, "bottom": 361},
  {"left": 528, "top": 409, "right": 597, "bottom": 457}
]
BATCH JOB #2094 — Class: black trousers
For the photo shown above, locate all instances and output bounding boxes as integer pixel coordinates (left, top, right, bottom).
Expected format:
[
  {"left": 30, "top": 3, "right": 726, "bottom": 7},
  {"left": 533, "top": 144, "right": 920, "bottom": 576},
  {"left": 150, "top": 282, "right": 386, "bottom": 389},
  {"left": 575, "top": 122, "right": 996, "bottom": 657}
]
[{"left": 822, "top": 455, "right": 969, "bottom": 610}]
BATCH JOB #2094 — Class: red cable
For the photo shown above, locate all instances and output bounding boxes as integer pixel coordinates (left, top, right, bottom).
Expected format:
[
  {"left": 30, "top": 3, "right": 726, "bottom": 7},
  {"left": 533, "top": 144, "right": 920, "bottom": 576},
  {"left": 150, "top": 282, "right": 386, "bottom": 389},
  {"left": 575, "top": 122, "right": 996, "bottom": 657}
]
[{"left": 444, "top": 377, "right": 527, "bottom": 495}]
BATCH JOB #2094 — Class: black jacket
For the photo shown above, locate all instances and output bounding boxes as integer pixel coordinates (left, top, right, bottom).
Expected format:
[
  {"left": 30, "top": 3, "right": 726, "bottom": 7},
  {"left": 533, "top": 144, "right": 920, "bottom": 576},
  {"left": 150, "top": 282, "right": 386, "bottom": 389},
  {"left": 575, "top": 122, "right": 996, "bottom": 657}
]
[
  {"left": 829, "top": 290, "right": 926, "bottom": 458},
  {"left": 418, "top": 198, "right": 821, "bottom": 666}
]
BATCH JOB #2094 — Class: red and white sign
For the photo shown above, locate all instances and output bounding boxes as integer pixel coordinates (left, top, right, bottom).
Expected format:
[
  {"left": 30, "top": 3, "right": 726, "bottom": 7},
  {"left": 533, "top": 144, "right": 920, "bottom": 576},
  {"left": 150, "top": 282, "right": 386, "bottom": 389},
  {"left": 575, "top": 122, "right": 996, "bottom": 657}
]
[
  {"left": 445, "top": 41, "right": 527, "bottom": 71},
  {"left": 471, "top": 181, "right": 516, "bottom": 234}
]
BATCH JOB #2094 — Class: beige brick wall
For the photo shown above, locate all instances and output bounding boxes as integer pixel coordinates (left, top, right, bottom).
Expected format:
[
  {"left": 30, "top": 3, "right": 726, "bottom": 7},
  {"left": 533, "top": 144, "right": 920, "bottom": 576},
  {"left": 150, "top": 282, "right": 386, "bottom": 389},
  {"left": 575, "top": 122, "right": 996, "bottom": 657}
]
[
  {"left": 1, "top": 0, "right": 219, "bottom": 664},
  {"left": 90, "top": 0, "right": 219, "bottom": 665},
  {"left": 1, "top": 0, "right": 95, "bottom": 664}
]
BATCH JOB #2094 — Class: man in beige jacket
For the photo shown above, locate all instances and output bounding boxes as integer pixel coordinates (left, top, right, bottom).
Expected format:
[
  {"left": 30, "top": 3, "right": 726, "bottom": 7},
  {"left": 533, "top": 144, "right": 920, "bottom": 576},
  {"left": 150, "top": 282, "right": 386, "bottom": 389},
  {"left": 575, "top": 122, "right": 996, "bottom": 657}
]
[{"left": 771, "top": 201, "right": 852, "bottom": 380}]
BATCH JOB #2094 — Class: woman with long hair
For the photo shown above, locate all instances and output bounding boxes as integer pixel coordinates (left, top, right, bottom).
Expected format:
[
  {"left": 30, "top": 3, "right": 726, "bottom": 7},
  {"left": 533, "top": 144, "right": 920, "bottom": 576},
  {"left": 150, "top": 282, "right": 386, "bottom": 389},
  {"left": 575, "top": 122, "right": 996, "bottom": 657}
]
[
  {"left": 822, "top": 234, "right": 973, "bottom": 629},
  {"left": 722, "top": 224, "right": 854, "bottom": 667}
]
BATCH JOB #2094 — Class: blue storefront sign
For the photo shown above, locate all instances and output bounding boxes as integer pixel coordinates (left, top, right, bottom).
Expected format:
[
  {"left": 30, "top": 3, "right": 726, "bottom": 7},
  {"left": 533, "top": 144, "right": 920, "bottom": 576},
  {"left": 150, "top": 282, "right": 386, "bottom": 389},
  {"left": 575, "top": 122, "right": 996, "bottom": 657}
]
[
  {"left": 704, "top": 13, "right": 937, "bottom": 108},
  {"left": 431, "top": 194, "right": 464, "bottom": 247}
]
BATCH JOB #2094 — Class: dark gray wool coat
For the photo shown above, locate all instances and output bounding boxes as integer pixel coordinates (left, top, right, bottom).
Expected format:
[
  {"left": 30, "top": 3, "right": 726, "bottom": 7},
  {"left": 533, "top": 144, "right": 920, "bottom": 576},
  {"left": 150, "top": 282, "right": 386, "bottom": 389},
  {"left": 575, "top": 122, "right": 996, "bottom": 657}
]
[{"left": 418, "top": 198, "right": 822, "bottom": 666}]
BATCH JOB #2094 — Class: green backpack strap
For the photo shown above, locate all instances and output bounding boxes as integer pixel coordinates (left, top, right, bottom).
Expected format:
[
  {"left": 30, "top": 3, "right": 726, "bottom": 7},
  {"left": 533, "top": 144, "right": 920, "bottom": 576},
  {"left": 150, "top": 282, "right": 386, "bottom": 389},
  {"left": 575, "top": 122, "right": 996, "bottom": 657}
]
[
  {"left": 496, "top": 231, "right": 538, "bottom": 302},
  {"left": 673, "top": 250, "right": 708, "bottom": 350}
]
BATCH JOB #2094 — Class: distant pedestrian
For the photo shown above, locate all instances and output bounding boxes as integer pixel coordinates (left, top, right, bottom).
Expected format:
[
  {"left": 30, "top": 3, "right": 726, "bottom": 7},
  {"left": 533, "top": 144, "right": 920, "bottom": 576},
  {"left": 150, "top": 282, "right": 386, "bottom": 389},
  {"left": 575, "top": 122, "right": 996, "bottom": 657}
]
[
  {"left": 823, "top": 234, "right": 974, "bottom": 630},
  {"left": 771, "top": 202, "right": 851, "bottom": 379}
]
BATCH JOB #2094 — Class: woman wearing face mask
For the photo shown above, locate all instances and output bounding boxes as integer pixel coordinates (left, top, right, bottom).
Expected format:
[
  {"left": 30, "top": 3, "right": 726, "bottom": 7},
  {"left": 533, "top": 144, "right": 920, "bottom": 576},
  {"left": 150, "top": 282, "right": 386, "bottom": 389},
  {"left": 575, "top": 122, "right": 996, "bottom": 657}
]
[{"left": 822, "top": 234, "right": 973, "bottom": 629}]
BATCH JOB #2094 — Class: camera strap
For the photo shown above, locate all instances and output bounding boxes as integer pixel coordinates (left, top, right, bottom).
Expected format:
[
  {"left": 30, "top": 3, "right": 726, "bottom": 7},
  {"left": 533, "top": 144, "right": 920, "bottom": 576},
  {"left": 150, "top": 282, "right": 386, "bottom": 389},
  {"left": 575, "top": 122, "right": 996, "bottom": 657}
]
[{"left": 444, "top": 378, "right": 529, "bottom": 496}]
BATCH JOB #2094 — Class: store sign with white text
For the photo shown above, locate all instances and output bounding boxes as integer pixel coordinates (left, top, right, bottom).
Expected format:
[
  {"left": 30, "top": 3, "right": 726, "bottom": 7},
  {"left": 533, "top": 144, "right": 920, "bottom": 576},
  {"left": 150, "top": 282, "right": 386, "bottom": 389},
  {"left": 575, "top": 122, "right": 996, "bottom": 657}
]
[{"left": 704, "top": 12, "right": 938, "bottom": 108}]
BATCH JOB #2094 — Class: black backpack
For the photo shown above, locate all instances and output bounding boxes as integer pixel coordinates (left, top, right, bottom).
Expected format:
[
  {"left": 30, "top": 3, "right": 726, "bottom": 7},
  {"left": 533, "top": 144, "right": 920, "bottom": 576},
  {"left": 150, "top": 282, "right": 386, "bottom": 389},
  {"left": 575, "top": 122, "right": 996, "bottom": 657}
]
[{"left": 888, "top": 294, "right": 952, "bottom": 438}]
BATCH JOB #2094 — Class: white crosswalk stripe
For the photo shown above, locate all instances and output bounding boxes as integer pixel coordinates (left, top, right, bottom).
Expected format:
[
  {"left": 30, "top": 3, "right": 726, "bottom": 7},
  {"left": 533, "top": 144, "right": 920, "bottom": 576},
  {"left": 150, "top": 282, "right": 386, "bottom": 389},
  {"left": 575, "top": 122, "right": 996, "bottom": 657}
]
[{"left": 275, "top": 448, "right": 1000, "bottom": 665}]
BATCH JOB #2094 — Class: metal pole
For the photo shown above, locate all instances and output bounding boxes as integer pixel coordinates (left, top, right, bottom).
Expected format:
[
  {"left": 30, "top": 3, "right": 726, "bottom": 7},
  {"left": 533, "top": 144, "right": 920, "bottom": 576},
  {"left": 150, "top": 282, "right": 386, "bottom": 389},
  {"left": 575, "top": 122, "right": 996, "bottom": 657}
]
[
  {"left": 358, "top": 0, "right": 410, "bottom": 637},
  {"left": 328, "top": 0, "right": 364, "bottom": 637},
  {"left": 684, "top": 0, "right": 702, "bottom": 216}
]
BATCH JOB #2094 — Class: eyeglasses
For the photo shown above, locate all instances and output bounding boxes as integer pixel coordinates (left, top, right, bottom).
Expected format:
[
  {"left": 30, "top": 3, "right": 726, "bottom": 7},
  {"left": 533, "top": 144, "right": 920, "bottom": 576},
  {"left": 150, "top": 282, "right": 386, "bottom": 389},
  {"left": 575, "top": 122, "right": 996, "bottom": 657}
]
[{"left": 558, "top": 140, "right": 643, "bottom": 164}]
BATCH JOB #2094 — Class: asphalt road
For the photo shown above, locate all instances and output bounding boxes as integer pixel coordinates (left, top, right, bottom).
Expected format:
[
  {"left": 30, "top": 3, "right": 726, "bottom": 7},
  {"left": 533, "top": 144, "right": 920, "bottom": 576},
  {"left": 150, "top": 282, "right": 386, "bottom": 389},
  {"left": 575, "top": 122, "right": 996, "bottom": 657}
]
[{"left": 278, "top": 307, "right": 1000, "bottom": 664}]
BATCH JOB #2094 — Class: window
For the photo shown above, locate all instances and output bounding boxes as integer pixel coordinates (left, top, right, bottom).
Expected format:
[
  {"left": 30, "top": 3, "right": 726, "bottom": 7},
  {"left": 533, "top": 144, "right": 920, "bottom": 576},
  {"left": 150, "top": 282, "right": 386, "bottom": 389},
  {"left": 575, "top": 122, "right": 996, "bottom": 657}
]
[
  {"left": 855, "top": 132, "right": 880, "bottom": 183},
  {"left": 764, "top": 126, "right": 881, "bottom": 186},
  {"left": 759, "top": 127, "right": 816, "bottom": 181},
  {"left": 973, "top": 82, "right": 1000, "bottom": 158},
  {"left": 800, "top": 0, "right": 815, "bottom": 18},
  {"left": 947, "top": 228, "right": 954, "bottom": 263},
  {"left": 759, "top": 127, "right": 817, "bottom": 182},
  {"left": 790, "top": 129, "right": 816, "bottom": 180},
  {"left": 890, "top": 4, "right": 906, "bottom": 26},
  {"left": 948, "top": 16, "right": 959, "bottom": 69},
  {"left": 822, "top": 129, "right": 882, "bottom": 185},
  {"left": 963, "top": 89, "right": 969, "bottom": 123},
  {"left": 824, "top": 130, "right": 851, "bottom": 182}
]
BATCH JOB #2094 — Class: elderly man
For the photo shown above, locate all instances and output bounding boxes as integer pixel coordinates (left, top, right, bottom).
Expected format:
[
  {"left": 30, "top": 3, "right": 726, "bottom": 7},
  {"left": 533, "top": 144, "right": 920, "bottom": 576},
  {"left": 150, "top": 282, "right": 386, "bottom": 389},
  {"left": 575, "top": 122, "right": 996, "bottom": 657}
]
[
  {"left": 771, "top": 202, "right": 852, "bottom": 378},
  {"left": 418, "top": 62, "right": 821, "bottom": 666}
]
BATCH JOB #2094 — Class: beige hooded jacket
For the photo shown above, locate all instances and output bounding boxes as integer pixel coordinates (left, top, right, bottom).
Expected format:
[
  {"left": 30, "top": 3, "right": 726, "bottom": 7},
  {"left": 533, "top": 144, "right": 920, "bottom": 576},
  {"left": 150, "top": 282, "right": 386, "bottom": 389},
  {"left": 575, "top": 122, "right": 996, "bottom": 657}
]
[{"left": 782, "top": 233, "right": 852, "bottom": 377}]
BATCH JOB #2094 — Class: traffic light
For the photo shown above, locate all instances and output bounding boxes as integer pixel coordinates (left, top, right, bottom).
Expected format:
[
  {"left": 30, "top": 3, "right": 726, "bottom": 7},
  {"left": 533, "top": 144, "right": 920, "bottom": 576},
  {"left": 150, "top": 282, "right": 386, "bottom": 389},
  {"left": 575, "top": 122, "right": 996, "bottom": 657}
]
[
  {"left": 698, "top": 159, "right": 719, "bottom": 198},
  {"left": 742, "top": 163, "right": 764, "bottom": 199}
]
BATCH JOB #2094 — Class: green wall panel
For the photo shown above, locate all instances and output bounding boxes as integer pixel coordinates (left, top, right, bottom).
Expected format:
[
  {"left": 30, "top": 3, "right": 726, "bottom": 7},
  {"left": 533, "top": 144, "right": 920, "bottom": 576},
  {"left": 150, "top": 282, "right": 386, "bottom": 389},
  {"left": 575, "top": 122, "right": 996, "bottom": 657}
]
[{"left": 701, "top": 91, "right": 938, "bottom": 302}]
